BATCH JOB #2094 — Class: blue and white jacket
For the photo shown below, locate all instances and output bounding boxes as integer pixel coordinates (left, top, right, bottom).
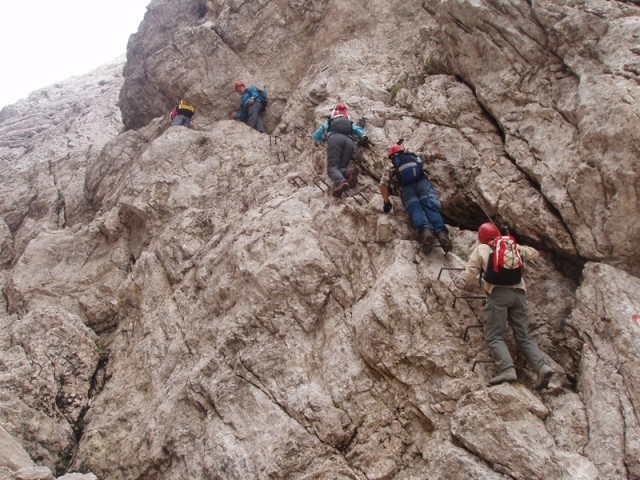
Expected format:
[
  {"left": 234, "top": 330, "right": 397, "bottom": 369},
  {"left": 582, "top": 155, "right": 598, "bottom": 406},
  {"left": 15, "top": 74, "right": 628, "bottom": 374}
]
[{"left": 235, "top": 86, "right": 263, "bottom": 121}]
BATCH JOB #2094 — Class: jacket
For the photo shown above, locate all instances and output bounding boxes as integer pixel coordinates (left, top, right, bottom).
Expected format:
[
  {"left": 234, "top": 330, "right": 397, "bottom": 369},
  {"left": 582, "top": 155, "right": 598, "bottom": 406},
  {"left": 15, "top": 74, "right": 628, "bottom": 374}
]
[
  {"left": 235, "top": 86, "right": 264, "bottom": 121},
  {"left": 311, "top": 118, "right": 365, "bottom": 142}
]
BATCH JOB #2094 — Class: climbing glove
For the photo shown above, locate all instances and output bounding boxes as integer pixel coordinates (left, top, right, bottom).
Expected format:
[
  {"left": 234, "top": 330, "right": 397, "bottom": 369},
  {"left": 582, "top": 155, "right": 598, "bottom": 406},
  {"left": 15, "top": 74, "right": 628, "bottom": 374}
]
[
  {"left": 383, "top": 200, "right": 393, "bottom": 213},
  {"left": 358, "top": 135, "right": 372, "bottom": 148}
]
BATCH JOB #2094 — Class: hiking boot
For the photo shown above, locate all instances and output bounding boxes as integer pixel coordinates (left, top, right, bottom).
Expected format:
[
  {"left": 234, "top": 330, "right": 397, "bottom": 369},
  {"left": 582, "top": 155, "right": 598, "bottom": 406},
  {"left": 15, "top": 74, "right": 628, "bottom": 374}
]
[
  {"left": 420, "top": 229, "right": 435, "bottom": 254},
  {"left": 436, "top": 230, "right": 452, "bottom": 252},
  {"left": 534, "top": 364, "right": 553, "bottom": 390},
  {"left": 489, "top": 367, "right": 517, "bottom": 385},
  {"left": 332, "top": 180, "right": 349, "bottom": 197},
  {"left": 347, "top": 167, "right": 359, "bottom": 188}
]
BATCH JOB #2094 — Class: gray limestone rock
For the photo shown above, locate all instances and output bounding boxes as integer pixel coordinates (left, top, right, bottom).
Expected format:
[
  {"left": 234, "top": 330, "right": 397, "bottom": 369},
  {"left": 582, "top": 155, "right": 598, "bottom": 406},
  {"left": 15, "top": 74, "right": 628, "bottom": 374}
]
[{"left": 0, "top": 1, "right": 638, "bottom": 479}]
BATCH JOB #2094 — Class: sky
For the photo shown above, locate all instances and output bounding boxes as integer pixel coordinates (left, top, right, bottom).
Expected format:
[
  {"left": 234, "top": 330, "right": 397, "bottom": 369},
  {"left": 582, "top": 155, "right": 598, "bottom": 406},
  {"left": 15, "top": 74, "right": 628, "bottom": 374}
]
[{"left": 0, "top": 0, "right": 150, "bottom": 108}]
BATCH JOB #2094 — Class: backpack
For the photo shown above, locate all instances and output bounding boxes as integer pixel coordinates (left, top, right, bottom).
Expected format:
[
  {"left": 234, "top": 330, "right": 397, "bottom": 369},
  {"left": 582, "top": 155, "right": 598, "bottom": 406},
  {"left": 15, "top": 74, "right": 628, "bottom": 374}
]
[
  {"left": 483, "top": 235, "right": 523, "bottom": 285},
  {"left": 390, "top": 152, "right": 424, "bottom": 186},
  {"left": 327, "top": 115, "right": 353, "bottom": 135},
  {"left": 256, "top": 89, "right": 268, "bottom": 108},
  {"left": 177, "top": 100, "right": 195, "bottom": 117}
]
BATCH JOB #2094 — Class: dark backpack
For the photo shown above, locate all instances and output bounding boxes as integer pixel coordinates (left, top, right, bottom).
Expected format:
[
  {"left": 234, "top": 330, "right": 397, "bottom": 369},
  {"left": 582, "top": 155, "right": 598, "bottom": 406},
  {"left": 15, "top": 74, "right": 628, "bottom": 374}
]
[
  {"left": 391, "top": 152, "right": 424, "bottom": 186},
  {"left": 327, "top": 115, "right": 353, "bottom": 135},
  {"left": 483, "top": 235, "right": 524, "bottom": 285},
  {"left": 256, "top": 89, "right": 268, "bottom": 108}
]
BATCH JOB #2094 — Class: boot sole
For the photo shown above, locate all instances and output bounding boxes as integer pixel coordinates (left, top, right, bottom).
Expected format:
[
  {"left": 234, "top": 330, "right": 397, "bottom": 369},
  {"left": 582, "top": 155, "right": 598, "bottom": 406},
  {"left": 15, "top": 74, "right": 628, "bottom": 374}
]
[
  {"left": 535, "top": 370, "right": 554, "bottom": 390},
  {"left": 489, "top": 376, "right": 517, "bottom": 385},
  {"left": 332, "top": 182, "right": 349, "bottom": 197}
]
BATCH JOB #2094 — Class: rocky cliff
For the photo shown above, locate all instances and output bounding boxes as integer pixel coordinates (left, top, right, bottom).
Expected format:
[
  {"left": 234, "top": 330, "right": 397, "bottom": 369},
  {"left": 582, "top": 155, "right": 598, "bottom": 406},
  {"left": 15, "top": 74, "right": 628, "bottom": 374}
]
[{"left": 1, "top": 1, "right": 639, "bottom": 479}]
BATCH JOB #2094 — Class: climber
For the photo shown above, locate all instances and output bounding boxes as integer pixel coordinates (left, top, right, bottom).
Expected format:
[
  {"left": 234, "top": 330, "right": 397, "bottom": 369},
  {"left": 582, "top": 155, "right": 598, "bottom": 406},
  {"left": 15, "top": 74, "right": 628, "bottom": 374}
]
[
  {"left": 311, "top": 103, "right": 367, "bottom": 197},
  {"left": 379, "top": 140, "right": 452, "bottom": 253},
  {"left": 171, "top": 98, "right": 195, "bottom": 128},
  {"left": 455, "top": 222, "right": 554, "bottom": 389},
  {"left": 233, "top": 81, "right": 268, "bottom": 133}
]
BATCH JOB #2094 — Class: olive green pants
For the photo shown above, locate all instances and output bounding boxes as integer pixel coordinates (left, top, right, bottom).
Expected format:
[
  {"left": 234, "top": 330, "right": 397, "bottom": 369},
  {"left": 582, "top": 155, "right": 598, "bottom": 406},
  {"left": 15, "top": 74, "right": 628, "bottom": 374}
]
[{"left": 483, "top": 287, "right": 545, "bottom": 372}]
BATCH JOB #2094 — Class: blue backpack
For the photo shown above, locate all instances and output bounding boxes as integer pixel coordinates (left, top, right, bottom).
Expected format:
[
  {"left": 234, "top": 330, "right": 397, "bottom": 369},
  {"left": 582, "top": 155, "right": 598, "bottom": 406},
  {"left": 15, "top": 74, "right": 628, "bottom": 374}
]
[{"left": 391, "top": 152, "right": 424, "bottom": 186}]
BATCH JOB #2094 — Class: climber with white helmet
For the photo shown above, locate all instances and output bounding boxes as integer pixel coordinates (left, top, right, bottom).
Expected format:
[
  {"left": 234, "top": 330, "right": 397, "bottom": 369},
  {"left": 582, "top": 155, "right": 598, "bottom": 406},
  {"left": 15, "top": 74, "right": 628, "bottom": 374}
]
[{"left": 312, "top": 103, "right": 366, "bottom": 197}]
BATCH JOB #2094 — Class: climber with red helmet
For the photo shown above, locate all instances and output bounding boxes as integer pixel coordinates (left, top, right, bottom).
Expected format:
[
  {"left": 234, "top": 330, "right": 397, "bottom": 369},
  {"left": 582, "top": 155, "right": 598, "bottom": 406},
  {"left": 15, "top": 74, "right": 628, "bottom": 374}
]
[
  {"left": 379, "top": 140, "right": 451, "bottom": 253},
  {"left": 312, "top": 102, "right": 367, "bottom": 197},
  {"left": 455, "top": 222, "right": 554, "bottom": 389},
  {"left": 233, "top": 80, "right": 268, "bottom": 132}
]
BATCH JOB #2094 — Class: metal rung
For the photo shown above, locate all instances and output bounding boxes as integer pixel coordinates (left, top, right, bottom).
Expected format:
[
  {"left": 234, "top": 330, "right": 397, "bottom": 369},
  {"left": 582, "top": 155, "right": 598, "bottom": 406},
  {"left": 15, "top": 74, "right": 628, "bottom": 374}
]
[
  {"left": 438, "top": 267, "right": 464, "bottom": 280},
  {"left": 471, "top": 359, "right": 493, "bottom": 372},
  {"left": 290, "top": 175, "right": 307, "bottom": 187},
  {"left": 463, "top": 324, "right": 483, "bottom": 340},
  {"left": 347, "top": 191, "right": 367, "bottom": 204},
  {"left": 275, "top": 151, "right": 286, "bottom": 162},
  {"left": 453, "top": 295, "right": 486, "bottom": 309},
  {"left": 269, "top": 135, "right": 281, "bottom": 146},
  {"left": 314, "top": 178, "right": 330, "bottom": 192}
]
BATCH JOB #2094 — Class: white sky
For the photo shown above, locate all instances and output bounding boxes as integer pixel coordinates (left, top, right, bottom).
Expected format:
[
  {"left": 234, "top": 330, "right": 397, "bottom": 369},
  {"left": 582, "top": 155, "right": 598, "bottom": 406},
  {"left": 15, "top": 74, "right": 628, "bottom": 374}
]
[{"left": 0, "top": 0, "right": 150, "bottom": 108}]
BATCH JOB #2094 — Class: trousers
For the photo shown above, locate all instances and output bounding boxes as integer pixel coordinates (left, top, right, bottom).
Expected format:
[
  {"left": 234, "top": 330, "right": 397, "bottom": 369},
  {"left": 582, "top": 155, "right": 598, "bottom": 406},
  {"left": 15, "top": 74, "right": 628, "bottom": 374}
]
[
  {"left": 400, "top": 179, "right": 446, "bottom": 234},
  {"left": 326, "top": 133, "right": 354, "bottom": 186},
  {"left": 244, "top": 101, "right": 265, "bottom": 132},
  {"left": 483, "top": 287, "right": 546, "bottom": 372}
]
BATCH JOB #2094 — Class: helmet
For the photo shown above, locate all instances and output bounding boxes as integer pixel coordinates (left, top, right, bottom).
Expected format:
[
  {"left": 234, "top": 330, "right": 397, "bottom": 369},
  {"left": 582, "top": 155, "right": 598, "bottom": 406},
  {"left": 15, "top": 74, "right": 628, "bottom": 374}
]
[
  {"left": 331, "top": 103, "right": 348, "bottom": 119},
  {"left": 387, "top": 144, "right": 405, "bottom": 158},
  {"left": 233, "top": 81, "right": 246, "bottom": 91},
  {"left": 478, "top": 222, "right": 501, "bottom": 244}
]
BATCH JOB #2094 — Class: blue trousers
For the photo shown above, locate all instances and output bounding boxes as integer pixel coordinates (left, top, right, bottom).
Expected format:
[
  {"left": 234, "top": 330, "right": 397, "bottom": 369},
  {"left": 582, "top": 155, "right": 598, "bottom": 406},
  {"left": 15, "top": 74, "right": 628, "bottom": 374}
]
[
  {"left": 400, "top": 179, "right": 446, "bottom": 233},
  {"left": 171, "top": 114, "right": 191, "bottom": 127}
]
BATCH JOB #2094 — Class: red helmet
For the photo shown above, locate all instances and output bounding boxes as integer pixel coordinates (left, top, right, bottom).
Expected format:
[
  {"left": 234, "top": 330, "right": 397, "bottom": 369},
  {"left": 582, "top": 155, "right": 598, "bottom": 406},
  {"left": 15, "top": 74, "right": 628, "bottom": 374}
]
[
  {"left": 387, "top": 144, "right": 405, "bottom": 158},
  {"left": 478, "top": 222, "right": 501, "bottom": 244},
  {"left": 233, "top": 81, "right": 246, "bottom": 91}
]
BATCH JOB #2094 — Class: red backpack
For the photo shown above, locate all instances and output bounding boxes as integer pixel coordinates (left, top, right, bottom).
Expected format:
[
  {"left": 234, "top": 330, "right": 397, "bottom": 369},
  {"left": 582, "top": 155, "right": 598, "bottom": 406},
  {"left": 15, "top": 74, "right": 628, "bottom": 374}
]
[{"left": 483, "top": 235, "right": 523, "bottom": 285}]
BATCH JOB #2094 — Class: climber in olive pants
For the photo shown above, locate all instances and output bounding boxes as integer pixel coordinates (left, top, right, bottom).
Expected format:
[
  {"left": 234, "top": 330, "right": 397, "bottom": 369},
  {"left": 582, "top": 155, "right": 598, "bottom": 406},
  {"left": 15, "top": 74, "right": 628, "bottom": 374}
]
[{"left": 457, "top": 222, "right": 554, "bottom": 389}]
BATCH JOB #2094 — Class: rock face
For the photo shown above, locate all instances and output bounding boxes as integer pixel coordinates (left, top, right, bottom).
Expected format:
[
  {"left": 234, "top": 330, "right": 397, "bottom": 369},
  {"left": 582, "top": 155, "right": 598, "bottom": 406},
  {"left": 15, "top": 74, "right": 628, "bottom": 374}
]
[
  {"left": 1, "top": 1, "right": 639, "bottom": 479},
  {"left": 0, "top": 60, "right": 125, "bottom": 480}
]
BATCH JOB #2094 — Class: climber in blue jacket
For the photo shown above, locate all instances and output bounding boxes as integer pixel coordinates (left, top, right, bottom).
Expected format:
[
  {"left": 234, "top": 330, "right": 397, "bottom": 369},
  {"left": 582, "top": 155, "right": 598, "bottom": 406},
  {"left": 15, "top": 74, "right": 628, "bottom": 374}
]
[
  {"left": 312, "top": 103, "right": 366, "bottom": 197},
  {"left": 233, "top": 81, "right": 267, "bottom": 133}
]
